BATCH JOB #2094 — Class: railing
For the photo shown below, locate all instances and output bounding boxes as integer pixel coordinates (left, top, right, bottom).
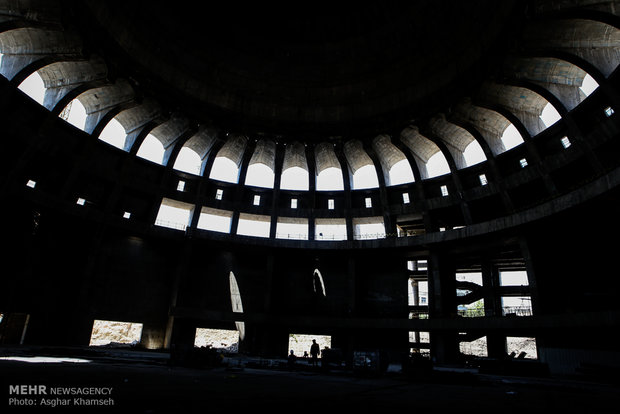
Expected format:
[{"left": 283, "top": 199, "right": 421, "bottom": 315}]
[{"left": 154, "top": 219, "right": 187, "bottom": 231}]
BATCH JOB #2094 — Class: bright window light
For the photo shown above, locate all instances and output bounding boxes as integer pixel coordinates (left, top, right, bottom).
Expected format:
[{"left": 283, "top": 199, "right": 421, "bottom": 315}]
[
  {"left": 317, "top": 167, "right": 344, "bottom": 191},
  {"left": 280, "top": 166, "right": 309, "bottom": 191},
  {"left": 499, "top": 270, "right": 529, "bottom": 286},
  {"left": 137, "top": 134, "right": 165, "bottom": 165},
  {"left": 99, "top": 118, "right": 127, "bottom": 150},
  {"left": 216, "top": 189, "right": 223, "bottom": 200},
  {"left": 123, "top": 211, "right": 131, "bottom": 219},
  {"left": 173, "top": 147, "right": 202, "bottom": 175},
  {"left": 237, "top": 214, "right": 271, "bottom": 238},
  {"left": 26, "top": 180, "right": 36, "bottom": 188},
  {"left": 177, "top": 180, "right": 186, "bottom": 191},
  {"left": 353, "top": 217, "right": 386, "bottom": 240},
  {"left": 352, "top": 164, "right": 379, "bottom": 189},
  {"left": 440, "top": 185, "right": 449, "bottom": 196},
  {"left": 464, "top": 140, "right": 486, "bottom": 167},
  {"left": 402, "top": 193, "right": 410, "bottom": 204},
  {"left": 253, "top": 195, "right": 261, "bottom": 206},
  {"left": 506, "top": 336, "right": 537, "bottom": 359},
  {"left": 276, "top": 218, "right": 308, "bottom": 240},
  {"left": 154, "top": 199, "right": 193, "bottom": 231},
  {"left": 519, "top": 158, "right": 528, "bottom": 168},
  {"left": 580, "top": 73, "right": 599, "bottom": 97},
  {"left": 365, "top": 197, "right": 372, "bottom": 208},
  {"left": 291, "top": 198, "right": 298, "bottom": 209},
  {"left": 197, "top": 207, "right": 232, "bottom": 233},
  {"left": 245, "top": 163, "right": 275, "bottom": 189},
  {"left": 76, "top": 197, "right": 86, "bottom": 205},
  {"left": 210, "top": 156, "right": 240, "bottom": 183},
  {"left": 60, "top": 99, "right": 87, "bottom": 130},
  {"left": 315, "top": 218, "right": 347, "bottom": 241},
  {"left": 479, "top": 174, "right": 488, "bottom": 186},
  {"left": 426, "top": 152, "right": 450, "bottom": 178},
  {"left": 561, "top": 136, "right": 571, "bottom": 149},
  {"left": 605, "top": 106, "right": 615, "bottom": 117},
  {"left": 288, "top": 334, "right": 331, "bottom": 360},
  {"left": 540, "top": 102, "right": 561, "bottom": 127},
  {"left": 195, "top": 328, "right": 240, "bottom": 352},
  {"left": 18, "top": 71, "right": 45, "bottom": 105},
  {"left": 388, "top": 159, "right": 415, "bottom": 186},
  {"left": 501, "top": 124, "right": 524, "bottom": 150},
  {"left": 328, "top": 199, "right": 335, "bottom": 210}
]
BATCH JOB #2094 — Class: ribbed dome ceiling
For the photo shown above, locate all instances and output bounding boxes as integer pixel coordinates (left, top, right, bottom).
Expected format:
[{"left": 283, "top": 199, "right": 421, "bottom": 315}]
[{"left": 73, "top": 0, "right": 523, "bottom": 137}]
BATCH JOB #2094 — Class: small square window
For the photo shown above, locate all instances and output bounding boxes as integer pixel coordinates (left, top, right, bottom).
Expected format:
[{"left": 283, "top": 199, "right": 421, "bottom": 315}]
[
  {"left": 519, "top": 158, "right": 528, "bottom": 168},
  {"left": 215, "top": 189, "right": 223, "bottom": 200},
  {"left": 253, "top": 195, "right": 261, "bottom": 206},
  {"left": 365, "top": 197, "right": 372, "bottom": 208},
  {"left": 177, "top": 180, "right": 186, "bottom": 191},
  {"left": 402, "top": 193, "right": 410, "bottom": 204},
  {"left": 479, "top": 174, "right": 488, "bottom": 186},
  {"left": 123, "top": 211, "right": 131, "bottom": 219},
  {"left": 561, "top": 136, "right": 571, "bottom": 148},
  {"left": 440, "top": 185, "right": 449, "bottom": 196},
  {"left": 604, "top": 106, "right": 614, "bottom": 117},
  {"left": 77, "top": 198, "right": 86, "bottom": 206},
  {"left": 328, "top": 199, "right": 335, "bottom": 210},
  {"left": 291, "top": 198, "right": 298, "bottom": 209},
  {"left": 26, "top": 180, "right": 36, "bottom": 188}
]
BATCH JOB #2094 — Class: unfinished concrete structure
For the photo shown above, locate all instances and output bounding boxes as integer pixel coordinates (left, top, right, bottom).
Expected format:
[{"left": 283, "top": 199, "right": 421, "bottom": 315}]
[{"left": 1, "top": 1, "right": 620, "bottom": 404}]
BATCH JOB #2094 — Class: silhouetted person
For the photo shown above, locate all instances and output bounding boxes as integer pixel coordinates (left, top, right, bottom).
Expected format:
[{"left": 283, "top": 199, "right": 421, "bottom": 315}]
[
  {"left": 288, "top": 349, "right": 297, "bottom": 369},
  {"left": 310, "top": 339, "right": 320, "bottom": 367}
]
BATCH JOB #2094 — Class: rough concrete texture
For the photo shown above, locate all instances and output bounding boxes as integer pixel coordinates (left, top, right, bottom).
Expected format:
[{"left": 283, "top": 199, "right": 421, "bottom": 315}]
[
  {"left": 89, "top": 321, "right": 143, "bottom": 346},
  {"left": 194, "top": 328, "right": 239, "bottom": 352}
]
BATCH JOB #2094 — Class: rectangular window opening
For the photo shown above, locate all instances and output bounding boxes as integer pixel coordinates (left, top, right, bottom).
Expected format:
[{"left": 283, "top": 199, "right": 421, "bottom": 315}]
[
  {"left": 215, "top": 189, "right": 223, "bottom": 200},
  {"left": 459, "top": 335, "right": 488, "bottom": 358},
  {"left": 501, "top": 296, "right": 533, "bottom": 316},
  {"left": 519, "top": 158, "right": 528, "bottom": 168},
  {"left": 506, "top": 336, "right": 538, "bottom": 360},
  {"left": 288, "top": 333, "right": 332, "bottom": 360},
  {"left": 328, "top": 199, "right": 335, "bottom": 210},
  {"left": 276, "top": 217, "right": 308, "bottom": 240},
  {"left": 365, "top": 197, "right": 372, "bottom": 208},
  {"left": 76, "top": 197, "right": 86, "bottom": 206},
  {"left": 499, "top": 270, "right": 529, "bottom": 286},
  {"left": 353, "top": 217, "right": 386, "bottom": 240},
  {"left": 253, "top": 195, "right": 261, "bottom": 206},
  {"left": 561, "top": 136, "right": 571, "bottom": 149},
  {"left": 26, "top": 180, "right": 36, "bottom": 188},
  {"left": 177, "top": 180, "right": 186, "bottom": 192},
  {"left": 291, "top": 198, "right": 298, "bottom": 209},
  {"left": 89, "top": 320, "right": 143, "bottom": 347},
  {"left": 194, "top": 327, "right": 240, "bottom": 353},
  {"left": 155, "top": 198, "right": 193, "bottom": 231},
  {"left": 408, "top": 278, "right": 429, "bottom": 307},
  {"left": 315, "top": 218, "right": 347, "bottom": 241},
  {"left": 197, "top": 207, "right": 233, "bottom": 233},
  {"left": 402, "top": 193, "right": 410, "bottom": 204},
  {"left": 604, "top": 106, "right": 614, "bottom": 117},
  {"left": 237, "top": 213, "right": 271, "bottom": 238},
  {"left": 479, "top": 174, "right": 488, "bottom": 186},
  {"left": 123, "top": 211, "right": 131, "bottom": 219},
  {"left": 440, "top": 185, "right": 449, "bottom": 196}
]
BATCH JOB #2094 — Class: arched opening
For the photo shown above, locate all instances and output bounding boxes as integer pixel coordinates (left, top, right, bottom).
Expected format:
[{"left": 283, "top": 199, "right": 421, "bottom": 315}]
[
  {"left": 59, "top": 99, "right": 87, "bottom": 131},
  {"left": 388, "top": 159, "right": 415, "bottom": 185},
  {"left": 17, "top": 71, "right": 45, "bottom": 105},
  {"left": 463, "top": 140, "right": 486, "bottom": 167},
  {"left": 501, "top": 123, "right": 524, "bottom": 150},
  {"left": 313, "top": 269, "right": 326, "bottom": 297},
  {"left": 245, "top": 162, "right": 275, "bottom": 188},
  {"left": 209, "top": 156, "right": 240, "bottom": 183},
  {"left": 580, "top": 73, "right": 599, "bottom": 97},
  {"left": 173, "top": 147, "right": 203, "bottom": 175},
  {"left": 351, "top": 164, "right": 379, "bottom": 189},
  {"left": 137, "top": 134, "right": 165, "bottom": 165},
  {"left": 540, "top": 102, "right": 562, "bottom": 128},
  {"left": 281, "top": 166, "right": 309, "bottom": 191},
  {"left": 229, "top": 271, "right": 245, "bottom": 342},
  {"left": 426, "top": 151, "right": 450, "bottom": 178},
  {"left": 316, "top": 167, "right": 344, "bottom": 191},
  {"left": 99, "top": 118, "right": 127, "bottom": 150}
]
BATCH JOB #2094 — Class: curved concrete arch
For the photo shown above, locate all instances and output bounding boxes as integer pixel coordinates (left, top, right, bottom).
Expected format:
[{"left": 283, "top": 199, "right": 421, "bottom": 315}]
[
  {"left": 452, "top": 99, "right": 512, "bottom": 156},
  {"left": 399, "top": 126, "right": 446, "bottom": 179},
  {"left": 428, "top": 114, "right": 484, "bottom": 169},
  {"left": 371, "top": 134, "right": 414, "bottom": 185}
]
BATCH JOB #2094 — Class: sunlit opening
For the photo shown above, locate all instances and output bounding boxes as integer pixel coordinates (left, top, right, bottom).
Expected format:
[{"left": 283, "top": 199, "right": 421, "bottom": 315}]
[
  {"left": 275, "top": 218, "right": 308, "bottom": 240},
  {"left": 281, "top": 166, "right": 309, "bottom": 190},
  {"left": 60, "top": 99, "right": 87, "bottom": 130},
  {"left": 463, "top": 140, "right": 486, "bottom": 167},
  {"left": 540, "top": 102, "right": 561, "bottom": 127},
  {"left": 210, "top": 157, "right": 240, "bottom": 183},
  {"left": 89, "top": 320, "right": 143, "bottom": 347},
  {"left": 426, "top": 152, "right": 450, "bottom": 178},
  {"left": 18, "top": 71, "right": 45, "bottom": 104},
  {"left": 237, "top": 213, "right": 271, "bottom": 238},
  {"left": 315, "top": 218, "right": 347, "bottom": 241},
  {"left": 288, "top": 334, "right": 331, "bottom": 359},
  {"left": 352, "top": 164, "right": 379, "bottom": 189},
  {"left": 388, "top": 159, "right": 415, "bottom": 185},
  {"left": 501, "top": 123, "right": 524, "bottom": 150},
  {"left": 194, "top": 328, "right": 240, "bottom": 353},
  {"left": 174, "top": 147, "right": 202, "bottom": 175},
  {"left": 137, "top": 134, "right": 165, "bottom": 164},
  {"left": 99, "top": 118, "right": 127, "bottom": 149},
  {"left": 245, "top": 163, "right": 275, "bottom": 188},
  {"left": 154, "top": 199, "right": 193, "bottom": 231},
  {"left": 196, "top": 207, "right": 232, "bottom": 233},
  {"left": 316, "top": 167, "right": 344, "bottom": 191},
  {"left": 353, "top": 217, "right": 386, "bottom": 240},
  {"left": 580, "top": 73, "right": 599, "bottom": 96}
]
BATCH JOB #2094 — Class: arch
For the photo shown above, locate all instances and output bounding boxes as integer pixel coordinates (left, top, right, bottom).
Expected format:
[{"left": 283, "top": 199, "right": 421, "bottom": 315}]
[
  {"left": 136, "top": 133, "right": 165, "bottom": 165},
  {"left": 209, "top": 134, "right": 248, "bottom": 184},
  {"left": 429, "top": 115, "right": 487, "bottom": 169},
  {"left": 400, "top": 126, "right": 450, "bottom": 179},
  {"left": 229, "top": 271, "right": 245, "bottom": 341},
  {"left": 372, "top": 134, "right": 414, "bottom": 186},
  {"left": 281, "top": 141, "right": 309, "bottom": 190},
  {"left": 315, "top": 142, "right": 344, "bottom": 191},
  {"left": 501, "top": 123, "right": 524, "bottom": 150},
  {"left": 17, "top": 70, "right": 45, "bottom": 104},
  {"left": 173, "top": 146, "right": 203, "bottom": 175},
  {"left": 98, "top": 117, "right": 127, "bottom": 149},
  {"left": 59, "top": 98, "right": 87, "bottom": 130},
  {"left": 245, "top": 139, "right": 276, "bottom": 188},
  {"left": 313, "top": 269, "right": 327, "bottom": 296},
  {"left": 540, "top": 101, "right": 562, "bottom": 127},
  {"left": 343, "top": 140, "right": 379, "bottom": 190}
]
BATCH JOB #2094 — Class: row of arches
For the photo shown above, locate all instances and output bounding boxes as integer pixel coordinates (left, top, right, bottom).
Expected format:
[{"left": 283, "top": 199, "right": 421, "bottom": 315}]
[{"left": 0, "top": 7, "right": 614, "bottom": 193}]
